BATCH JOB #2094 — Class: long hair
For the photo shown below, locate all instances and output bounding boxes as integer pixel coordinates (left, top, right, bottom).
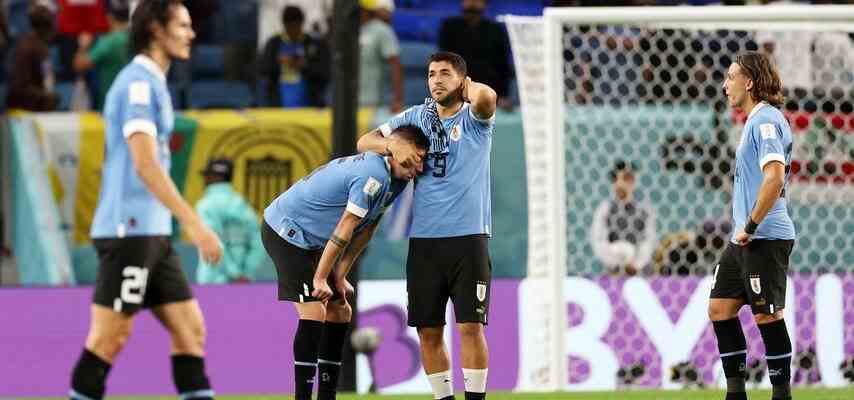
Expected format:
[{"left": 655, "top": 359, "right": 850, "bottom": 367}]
[
  {"left": 736, "top": 51, "right": 785, "bottom": 108},
  {"left": 129, "top": 0, "right": 183, "bottom": 56}
]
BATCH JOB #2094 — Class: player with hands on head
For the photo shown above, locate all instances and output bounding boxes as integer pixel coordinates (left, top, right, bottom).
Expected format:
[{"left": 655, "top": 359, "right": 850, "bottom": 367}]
[
  {"left": 357, "top": 51, "right": 497, "bottom": 400},
  {"left": 262, "top": 125, "right": 428, "bottom": 400}
]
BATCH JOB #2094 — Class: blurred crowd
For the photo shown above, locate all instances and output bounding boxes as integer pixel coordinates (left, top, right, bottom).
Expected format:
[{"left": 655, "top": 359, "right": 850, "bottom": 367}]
[{"left": 2, "top": 0, "right": 850, "bottom": 114}]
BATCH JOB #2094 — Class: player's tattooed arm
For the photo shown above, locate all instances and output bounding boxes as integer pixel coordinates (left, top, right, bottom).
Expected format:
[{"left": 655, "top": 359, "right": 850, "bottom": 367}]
[
  {"left": 311, "top": 210, "right": 362, "bottom": 300},
  {"left": 335, "top": 219, "right": 380, "bottom": 280},
  {"left": 463, "top": 77, "right": 498, "bottom": 120},
  {"left": 357, "top": 128, "right": 421, "bottom": 168}
]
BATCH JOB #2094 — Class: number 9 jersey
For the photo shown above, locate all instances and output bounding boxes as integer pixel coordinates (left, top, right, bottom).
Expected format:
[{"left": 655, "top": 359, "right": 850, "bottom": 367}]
[{"left": 379, "top": 103, "right": 495, "bottom": 238}]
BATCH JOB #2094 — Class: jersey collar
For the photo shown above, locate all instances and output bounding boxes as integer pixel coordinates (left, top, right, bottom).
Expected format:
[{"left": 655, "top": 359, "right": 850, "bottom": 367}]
[
  {"left": 746, "top": 101, "right": 767, "bottom": 122},
  {"left": 133, "top": 54, "right": 167, "bottom": 83}
]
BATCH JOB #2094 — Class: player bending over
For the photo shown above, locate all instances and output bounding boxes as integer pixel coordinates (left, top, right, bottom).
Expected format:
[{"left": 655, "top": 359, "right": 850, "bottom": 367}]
[{"left": 262, "top": 125, "right": 427, "bottom": 400}]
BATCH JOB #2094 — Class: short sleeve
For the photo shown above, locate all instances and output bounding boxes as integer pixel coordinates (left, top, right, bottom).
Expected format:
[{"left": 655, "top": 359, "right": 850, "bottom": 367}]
[
  {"left": 466, "top": 104, "right": 495, "bottom": 134},
  {"left": 379, "top": 106, "right": 421, "bottom": 137},
  {"left": 88, "top": 37, "right": 109, "bottom": 64},
  {"left": 753, "top": 122, "right": 785, "bottom": 169},
  {"left": 379, "top": 26, "right": 400, "bottom": 59},
  {"left": 122, "top": 80, "right": 158, "bottom": 139},
  {"left": 346, "top": 175, "right": 383, "bottom": 218}
]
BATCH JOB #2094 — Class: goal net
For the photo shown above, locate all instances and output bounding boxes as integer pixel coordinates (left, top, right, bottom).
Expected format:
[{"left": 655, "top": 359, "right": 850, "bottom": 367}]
[{"left": 505, "top": 5, "right": 854, "bottom": 391}]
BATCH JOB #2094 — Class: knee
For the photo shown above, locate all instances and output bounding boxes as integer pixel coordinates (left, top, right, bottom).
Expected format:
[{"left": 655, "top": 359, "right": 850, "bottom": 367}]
[
  {"left": 87, "top": 325, "right": 131, "bottom": 360},
  {"left": 458, "top": 323, "right": 484, "bottom": 341},
  {"left": 753, "top": 311, "right": 783, "bottom": 325},
  {"left": 173, "top": 321, "right": 207, "bottom": 353},
  {"left": 708, "top": 303, "right": 736, "bottom": 322},
  {"left": 418, "top": 327, "right": 445, "bottom": 348},
  {"left": 326, "top": 301, "right": 352, "bottom": 323}
]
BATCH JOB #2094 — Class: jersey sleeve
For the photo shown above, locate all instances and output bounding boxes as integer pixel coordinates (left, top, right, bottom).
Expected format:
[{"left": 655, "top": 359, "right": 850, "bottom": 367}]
[
  {"left": 466, "top": 103, "right": 496, "bottom": 134},
  {"left": 379, "top": 105, "right": 422, "bottom": 137},
  {"left": 345, "top": 174, "right": 383, "bottom": 219},
  {"left": 88, "top": 37, "right": 109, "bottom": 64},
  {"left": 121, "top": 79, "right": 158, "bottom": 139},
  {"left": 752, "top": 121, "right": 786, "bottom": 169},
  {"left": 379, "top": 26, "right": 400, "bottom": 59}
]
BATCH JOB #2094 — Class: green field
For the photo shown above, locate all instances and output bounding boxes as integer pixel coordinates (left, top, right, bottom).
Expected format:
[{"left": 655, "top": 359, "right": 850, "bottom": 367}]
[{"left": 29, "top": 387, "right": 854, "bottom": 400}]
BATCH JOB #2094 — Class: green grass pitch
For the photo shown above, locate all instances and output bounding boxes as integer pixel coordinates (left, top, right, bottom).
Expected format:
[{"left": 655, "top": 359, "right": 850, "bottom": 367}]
[{"left": 29, "top": 387, "right": 854, "bottom": 399}]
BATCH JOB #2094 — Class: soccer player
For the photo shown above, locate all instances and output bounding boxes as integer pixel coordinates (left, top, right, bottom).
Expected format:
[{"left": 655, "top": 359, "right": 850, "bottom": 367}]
[
  {"left": 69, "top": 2, "right": 223, "bottom": 400},
  {"left": 709, "top": 51, "right": 796, "bottom": 400},
  {"left": 357, "top": 51, "right": 497, "bottom": 400},
  {"left": 262, "top": 125, "right": 427, "bottom": 400}
]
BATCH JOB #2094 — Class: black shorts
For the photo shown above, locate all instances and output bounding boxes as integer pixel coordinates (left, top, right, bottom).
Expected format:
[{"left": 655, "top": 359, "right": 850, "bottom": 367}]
[
  {"left": 406, "top": 235, "right": 491, "bottom": 327},
  {"left": 261, "top": 221, "right": 338, "bottom": 303},
  {"left": 92, "top": 236, "right": 193, "bottom": 315},
  {"left": 710, "top": 239, "right": 794, "bottom": 315}
]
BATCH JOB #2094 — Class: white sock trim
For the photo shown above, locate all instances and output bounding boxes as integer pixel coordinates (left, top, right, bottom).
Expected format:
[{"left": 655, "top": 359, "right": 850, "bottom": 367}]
[
  {"left": 426, "top": 370, "right": 453, "bottom": 399},
  {"left": 462, "top": 368, "right": 488, "bottom": 393}
]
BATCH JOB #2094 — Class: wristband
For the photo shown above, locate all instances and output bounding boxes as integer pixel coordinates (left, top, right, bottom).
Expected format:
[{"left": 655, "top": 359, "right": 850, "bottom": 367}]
[{"left": 744, "top": 217, "right": 758, "bottom": 235}]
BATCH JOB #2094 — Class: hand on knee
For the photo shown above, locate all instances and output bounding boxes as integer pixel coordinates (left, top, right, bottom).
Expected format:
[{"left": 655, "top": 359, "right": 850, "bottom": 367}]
[{"left": 325, "top": 301, "right": 352, "bottom": 323}]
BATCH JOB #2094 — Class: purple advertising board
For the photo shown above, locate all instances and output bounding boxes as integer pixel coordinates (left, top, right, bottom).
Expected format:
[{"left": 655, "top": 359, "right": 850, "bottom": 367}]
[{"left": 2, "top": 275, "right": 852, "bottom": 396}]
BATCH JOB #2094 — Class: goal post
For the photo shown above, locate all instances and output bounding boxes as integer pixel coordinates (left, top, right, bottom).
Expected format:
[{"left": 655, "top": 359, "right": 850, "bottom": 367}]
[{"left": 507, "top": 5, "right": 854, "bottom": 391}]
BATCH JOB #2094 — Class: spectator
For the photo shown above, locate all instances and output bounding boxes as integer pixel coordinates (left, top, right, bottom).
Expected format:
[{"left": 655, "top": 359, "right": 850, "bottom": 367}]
[
  {"left": 438, "top": 0, "right": 513, "bottom": 110},
  {"left": 590, "top": 160, "right": 657, "bottom": 275},
  {"left": 372, "top": 0, "right": 394, "bottom": 23},
  {"left": 359, "top": 0, "right": 402, "bottom": 112},
  {"left": 55, "top": 0, "right": 110, "bottom": 81},
  {"left": 260, "top": 5, "right": 330, "bottom": 107},
  {"left": 195, "top": 159, "right": 265, "bottom": 285},
  {"left": 6, "top": 4, "right": 58, "bottom": 111},
  {"left": 72, "top": 4, "right": 129, "bottom": 111}
]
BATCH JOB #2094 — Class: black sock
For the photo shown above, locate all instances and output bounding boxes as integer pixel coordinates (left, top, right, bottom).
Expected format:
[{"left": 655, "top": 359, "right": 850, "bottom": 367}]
[
  {"left": 758, "top": 319, "right": 792, "bottom": 400},
  {"left": 317, "top": 322, "right": 349, "bottom": 400},
  {"left": 439, "top": 397, "right": 455, "bottom": 400},
  {"left": 294, "top": 319, "right": 324, "bottom": 400},
  {"left": 712, "top": 318, "right": 747, "bottom": 400},
  {"left": 171, "top": 354, "right": 214, "bottom": 399},
  {"left": 70, "top": 349, "right": 111, "bottom": 400},
  {"left": 465, "top": 392, "right": 486, "bottom": 400}
]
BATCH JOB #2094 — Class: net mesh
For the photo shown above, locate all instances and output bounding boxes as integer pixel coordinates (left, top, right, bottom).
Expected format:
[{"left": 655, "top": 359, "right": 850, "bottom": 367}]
[{"left": 510, "top": 14, "right": 854, "bottom": 389}]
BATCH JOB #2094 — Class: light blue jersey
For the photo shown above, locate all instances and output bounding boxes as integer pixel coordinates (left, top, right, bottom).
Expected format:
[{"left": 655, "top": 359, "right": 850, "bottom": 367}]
[
  {"left": 264, "top": 152, "right": 407, "bottom": 250},
  {"left": 91, "top": 55, "right": 175, "bottom": 238},
  {"left": 380, "top": 103, "right": 494, "bottom": 238},
  {"left": 732, "top": 102, "right": 796, "bottom": 241}
]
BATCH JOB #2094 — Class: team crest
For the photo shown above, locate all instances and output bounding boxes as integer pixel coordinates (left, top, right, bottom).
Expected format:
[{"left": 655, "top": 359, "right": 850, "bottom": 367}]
[
  {"left": 450, "top": 125, "right": 462, "bottom": 142},
  {"left": 750, "top": 276, "right": 762, "bottom": 294},
  {"left": 476, "top": 283, "right": 487, "bottom": 302}
]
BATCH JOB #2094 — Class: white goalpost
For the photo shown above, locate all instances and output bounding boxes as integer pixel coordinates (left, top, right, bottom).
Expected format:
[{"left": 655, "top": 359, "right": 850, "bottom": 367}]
[{"left": 506, "top": 5, "right": 854, "bottom": 391}]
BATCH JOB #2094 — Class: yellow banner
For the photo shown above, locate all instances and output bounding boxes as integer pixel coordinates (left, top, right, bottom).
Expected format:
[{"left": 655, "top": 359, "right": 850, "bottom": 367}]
[
  {"left": 75, "top": 113, "right": 106, "bottom": 243},
  {"left": 182, "top": 108, "right": 376, "bottom": 219}
]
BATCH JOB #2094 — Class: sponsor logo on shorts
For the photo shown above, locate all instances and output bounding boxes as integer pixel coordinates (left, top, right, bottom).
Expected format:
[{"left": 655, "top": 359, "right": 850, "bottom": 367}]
[
  {"left": 476, "top": 283, "right": 487, "bottom": 302},
  {"left": 749, "top": 274, "right": 762, "bottom": 294}
]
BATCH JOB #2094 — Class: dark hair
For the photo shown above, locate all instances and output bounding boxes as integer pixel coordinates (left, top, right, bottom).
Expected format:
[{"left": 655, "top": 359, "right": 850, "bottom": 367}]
[
  {"left": 391, "top": 125, "right": 429, "bottom": 150},
  {"left": 109, "top": 0, "right": 131, "bottom": 23},
  {"left": 735, "top": 51, "right": 784, "bottom": 108},
  {"left": 609, "top": 159, "right": 638, "bottom": 181},
  {"left": 28, "top": 5, "right": 54, "bottom": 35},
  {"left": 282, "top": 6, "right": 305, "bottom": 25},
  {"left": 427, "top": 51, "right": 467, "bottom": 76},
  {"left": 129, "top": 0, "right": 184, "bottom": 56}
]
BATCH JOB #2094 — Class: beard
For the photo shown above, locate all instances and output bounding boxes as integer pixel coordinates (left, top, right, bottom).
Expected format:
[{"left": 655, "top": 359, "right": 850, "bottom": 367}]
[{"left": 434, "top": 82, "right": 464, "bottom": 107}]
